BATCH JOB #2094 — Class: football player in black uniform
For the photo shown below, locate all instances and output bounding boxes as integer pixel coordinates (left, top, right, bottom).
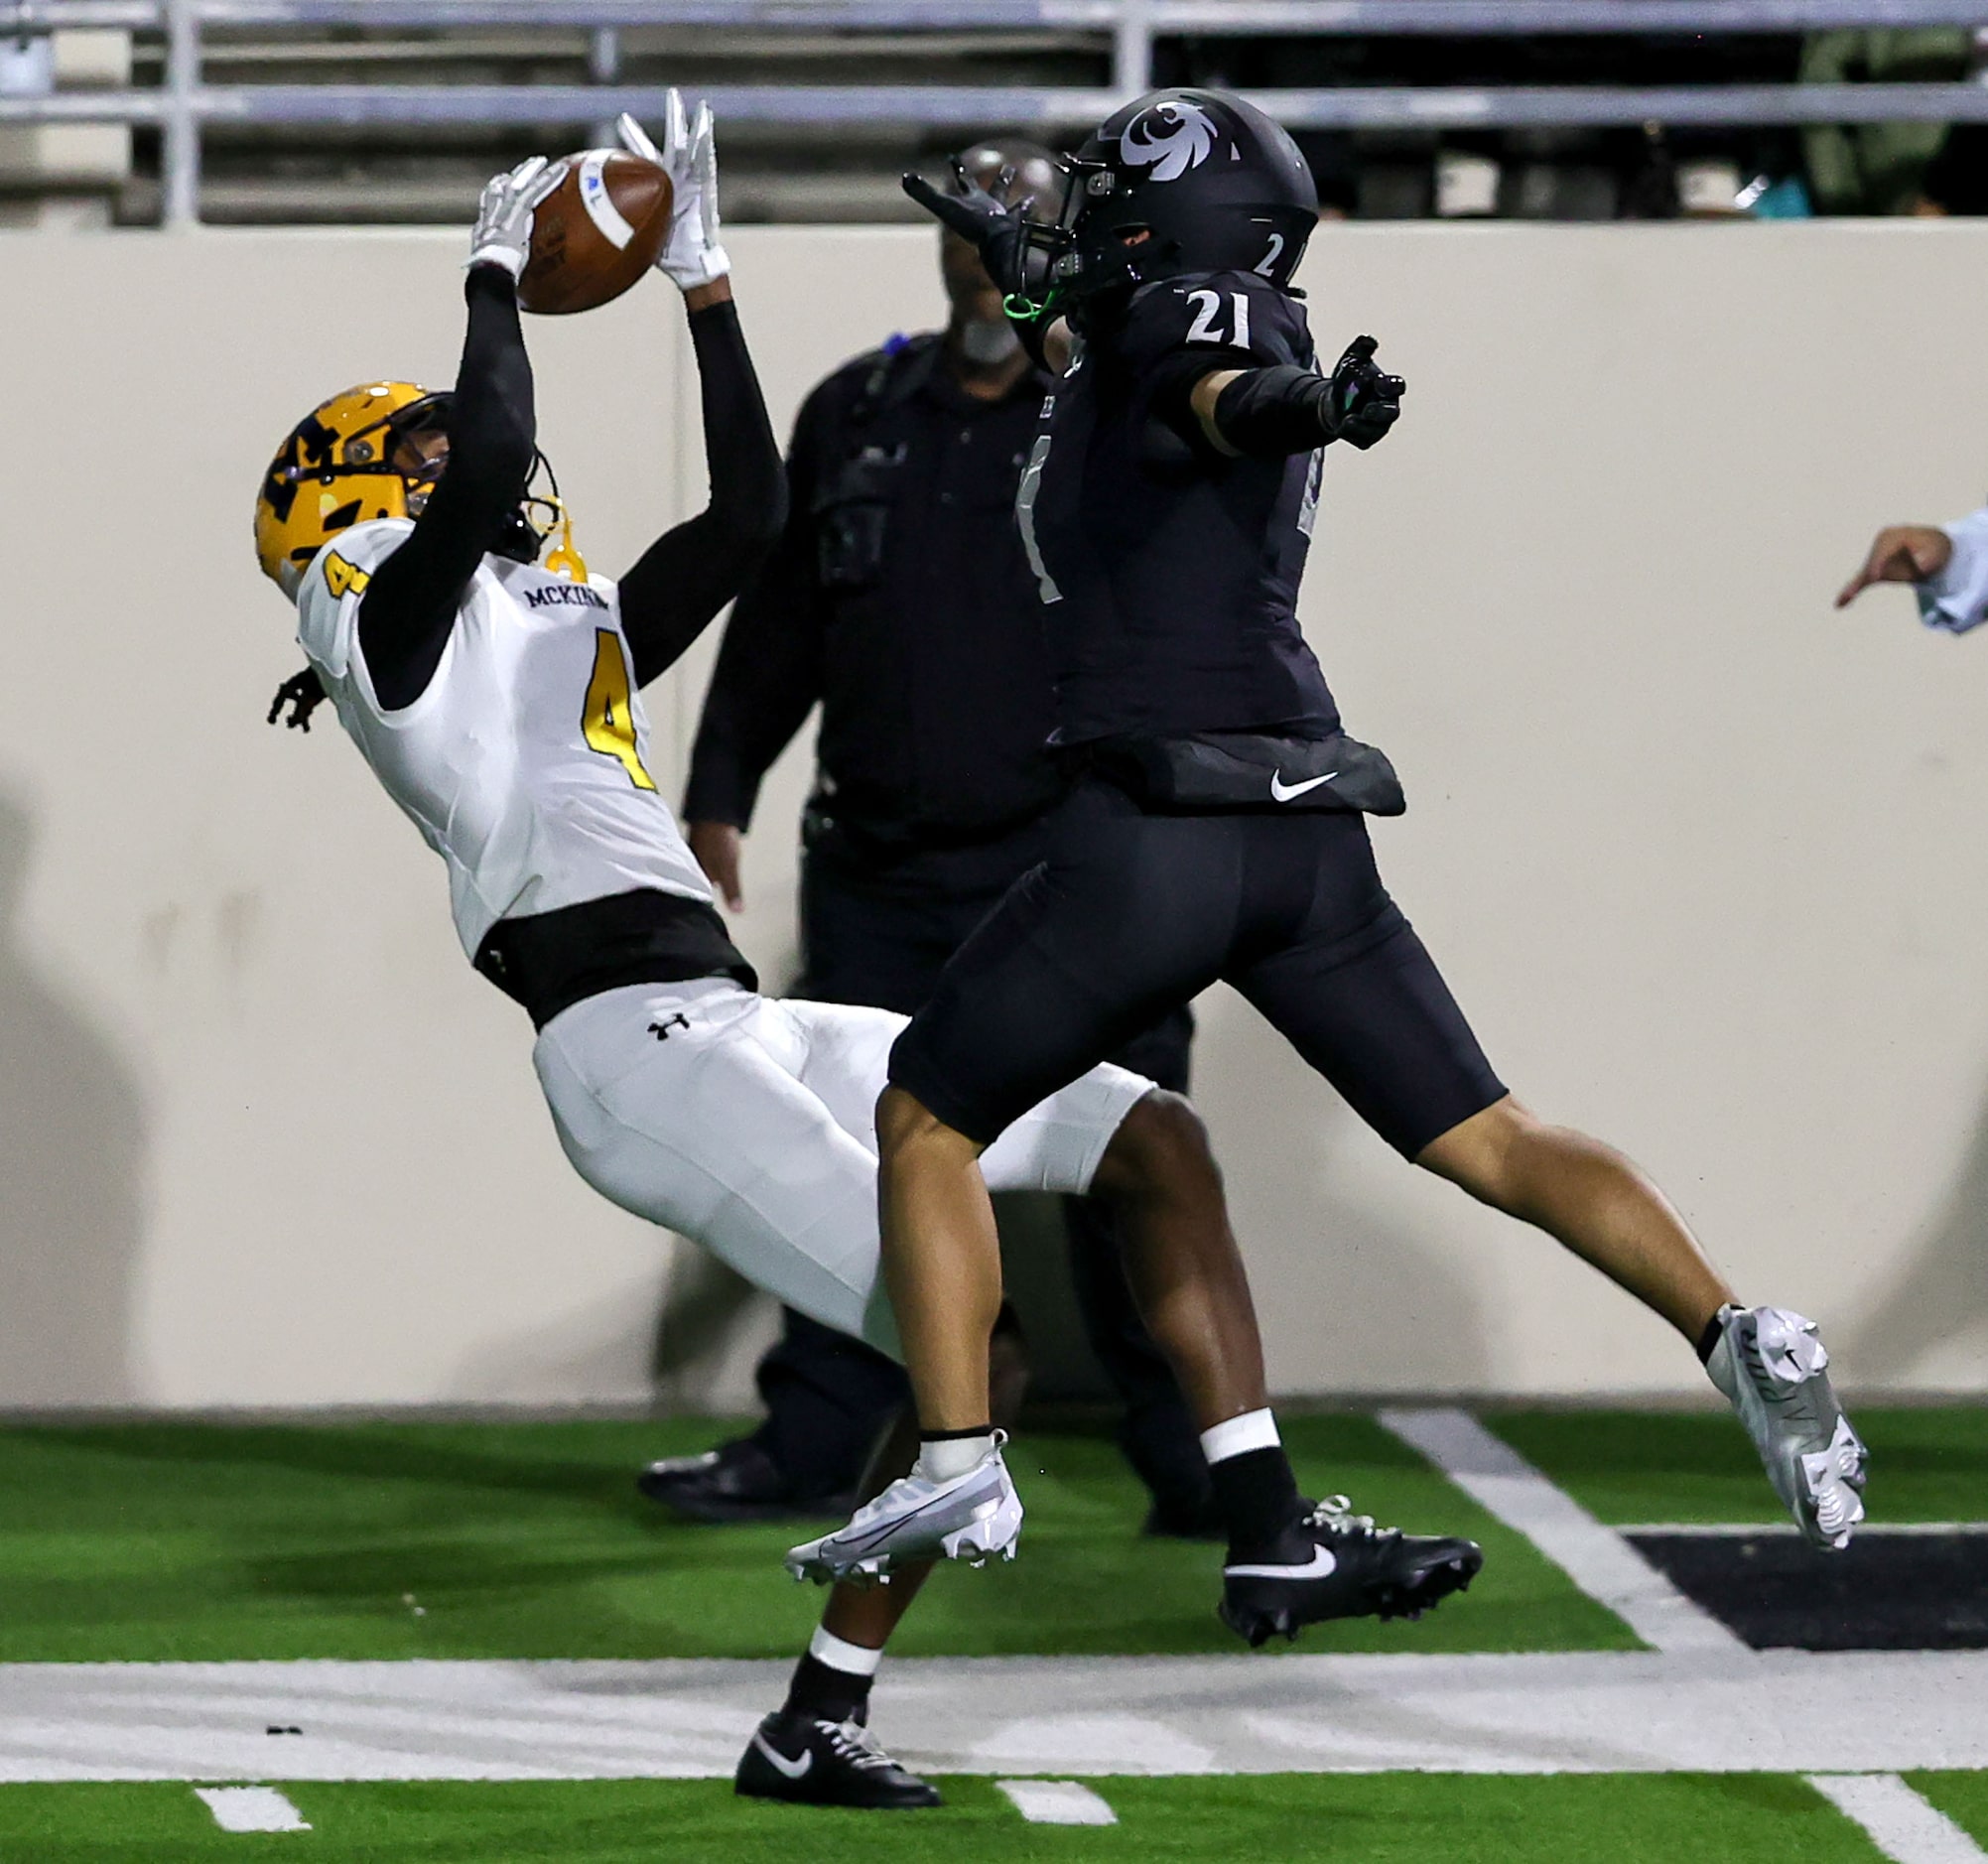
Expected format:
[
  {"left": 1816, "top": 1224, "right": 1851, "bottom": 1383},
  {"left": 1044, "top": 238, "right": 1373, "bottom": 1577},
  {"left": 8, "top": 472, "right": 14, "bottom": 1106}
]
[{"left": 791, "top": 90, "right": 1869, "bottom": 1639}]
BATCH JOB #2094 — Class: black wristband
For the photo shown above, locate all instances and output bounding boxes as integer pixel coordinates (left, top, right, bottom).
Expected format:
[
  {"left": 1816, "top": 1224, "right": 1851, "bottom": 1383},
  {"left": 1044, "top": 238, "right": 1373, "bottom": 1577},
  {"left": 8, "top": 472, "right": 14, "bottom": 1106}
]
[{"left": 1211, "top": 364, "right": 1334, "bottom": 460}]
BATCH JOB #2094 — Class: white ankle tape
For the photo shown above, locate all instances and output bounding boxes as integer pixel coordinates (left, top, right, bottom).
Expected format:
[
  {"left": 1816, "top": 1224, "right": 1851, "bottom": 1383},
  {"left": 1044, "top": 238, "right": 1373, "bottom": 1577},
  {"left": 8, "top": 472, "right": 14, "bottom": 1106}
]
[
  {"left": 1200, "top": 1408, "right": 1281, "bottom": 1466},
  {"left": 809, "top": 1625, "right": 884, "bottom": 1677},
  {"left": 916, "top": 1433, "right": 994, "bottom": 1483}
]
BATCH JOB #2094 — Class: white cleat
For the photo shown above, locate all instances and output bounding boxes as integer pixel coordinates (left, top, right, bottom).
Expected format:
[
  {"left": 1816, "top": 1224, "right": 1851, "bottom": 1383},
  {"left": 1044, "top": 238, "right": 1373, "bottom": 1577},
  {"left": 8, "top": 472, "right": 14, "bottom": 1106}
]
[
  {"left": 785, "top": 1434, "right": 1023, "bottom": 1585},
  {"left": 1705, "top": 1304, "right": 1868, "bottom": 1550}
]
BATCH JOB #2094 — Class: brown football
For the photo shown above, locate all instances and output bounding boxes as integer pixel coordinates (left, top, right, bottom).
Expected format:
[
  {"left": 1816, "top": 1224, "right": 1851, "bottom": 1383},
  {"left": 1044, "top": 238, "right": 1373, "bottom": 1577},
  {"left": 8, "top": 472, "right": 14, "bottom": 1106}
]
[{"left": 517, "top": 149, "right": 674, "bottom": 316}]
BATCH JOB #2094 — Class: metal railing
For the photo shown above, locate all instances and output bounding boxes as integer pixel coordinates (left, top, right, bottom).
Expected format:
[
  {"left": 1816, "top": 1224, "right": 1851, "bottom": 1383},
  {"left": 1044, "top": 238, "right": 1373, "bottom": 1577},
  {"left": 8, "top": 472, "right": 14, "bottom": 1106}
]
[{"left": 7, "top": 0, "right": 1988, "bottom": 226}]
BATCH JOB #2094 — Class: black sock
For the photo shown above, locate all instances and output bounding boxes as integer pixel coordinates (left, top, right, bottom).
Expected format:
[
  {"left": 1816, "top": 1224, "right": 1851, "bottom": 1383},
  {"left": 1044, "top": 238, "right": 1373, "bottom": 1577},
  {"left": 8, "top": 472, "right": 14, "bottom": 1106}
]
[
  {"left": 920, "top": 1424, "right": 993, "bottom": 1441},
  {"left": 782, "top": 1652, "right": 873, "bottom": 1727},
  {"left": 1208, "top": 1445, "right": 1304, "bottom": 1558},
  {"left": 1696, "top": 1308, "right": 1729, "bottom": 1367}
]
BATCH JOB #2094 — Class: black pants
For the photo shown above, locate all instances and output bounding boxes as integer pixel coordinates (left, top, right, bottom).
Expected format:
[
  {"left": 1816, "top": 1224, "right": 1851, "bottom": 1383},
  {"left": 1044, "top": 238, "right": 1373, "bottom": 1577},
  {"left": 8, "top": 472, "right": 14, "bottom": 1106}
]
[
  {"left": 748, "top": 814, "right": 1207, "bottom": 1515},
  {"left": 891, "top": 780, "right": 1506, "bottom": 1158}
]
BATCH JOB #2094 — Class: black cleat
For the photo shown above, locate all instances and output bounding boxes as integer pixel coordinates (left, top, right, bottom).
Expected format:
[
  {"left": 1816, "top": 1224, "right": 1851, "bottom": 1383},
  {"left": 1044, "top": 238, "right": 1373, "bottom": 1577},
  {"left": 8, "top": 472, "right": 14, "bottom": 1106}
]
[
  {"left": 1219, "top": 1494, "right": 1484, "bottom": 1649},
  {"left": 636, "top": 1439, "right": 854, "bottom": 1526},
  {"left": 734, "top": 1710, "right": 942, "bottom": 1810}
]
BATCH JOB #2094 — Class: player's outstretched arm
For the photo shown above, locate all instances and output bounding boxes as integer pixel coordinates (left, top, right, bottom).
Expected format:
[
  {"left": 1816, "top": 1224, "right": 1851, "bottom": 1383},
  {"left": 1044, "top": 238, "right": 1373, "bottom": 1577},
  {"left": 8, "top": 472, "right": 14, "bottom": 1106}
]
[
  {"left": 358, "top": 158, "right": 561, "bottom": 710},
  {"left": 614, "top": 99, "right": 786, "bottom": 688},
  {"left": 680, "top": 389, "right": 837, "bottom": 910},
  {"left": 1188, "top": 335, "right": 1405, "bottom": 461},
  {"left": 1838, "top": 509, "right": 1988, "bottom": 633},
  {"left": 898, "top": 160, "right": 1070, "bottom": 372}
]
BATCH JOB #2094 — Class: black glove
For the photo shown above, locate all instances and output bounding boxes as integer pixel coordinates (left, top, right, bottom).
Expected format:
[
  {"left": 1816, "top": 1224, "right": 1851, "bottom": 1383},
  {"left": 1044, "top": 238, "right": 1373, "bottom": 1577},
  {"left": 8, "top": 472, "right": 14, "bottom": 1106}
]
[
  {"left": 1323, "top": 334, "right": 1405, "bottom": 450},
  {"left": 267, "top": 666, "right": 328, "bottom": 732},
  {"left": 901, "top": 158, "right": 1035, "bottom": 298}
]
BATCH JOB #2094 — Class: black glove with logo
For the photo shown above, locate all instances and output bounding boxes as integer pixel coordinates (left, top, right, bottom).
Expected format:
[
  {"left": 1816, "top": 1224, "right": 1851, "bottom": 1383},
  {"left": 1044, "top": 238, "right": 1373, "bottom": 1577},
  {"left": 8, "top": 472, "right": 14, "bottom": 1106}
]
[
  {"left": 901, "top": 158, "right": 1034, "bottom": 298},
  {"left": 1323, "top": 335, "right": 1405, "bottom": 450}
]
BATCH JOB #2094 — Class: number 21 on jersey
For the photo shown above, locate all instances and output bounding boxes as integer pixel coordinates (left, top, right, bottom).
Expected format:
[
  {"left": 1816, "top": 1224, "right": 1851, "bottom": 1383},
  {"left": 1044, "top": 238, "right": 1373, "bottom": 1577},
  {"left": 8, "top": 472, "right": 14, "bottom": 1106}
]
[
  {"left": 582, "top": 629, "right": 657, "bottom": 791},
  {"left": 1185, "top": 288, "right": 1251, "bottom": 350}
]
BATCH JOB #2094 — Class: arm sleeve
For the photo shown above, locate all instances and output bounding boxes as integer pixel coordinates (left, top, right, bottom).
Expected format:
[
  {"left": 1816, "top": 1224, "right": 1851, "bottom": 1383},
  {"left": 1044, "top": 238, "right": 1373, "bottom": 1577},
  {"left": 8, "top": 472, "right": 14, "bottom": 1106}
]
[
  {"left": 1919, "top": 505, "right": 1988, "bottom": 634},
  {"left": 619, "top": 297, "right": 788, "bottom": 690},
  {"left": 1210, "top": 364, "right": 1336, "bottom": 460},
  {"left": 356, "top": 263, "right": 536, "bottom": 711},
  {"left": 681, "top": 390, "right": 829, "bottom": 829}
]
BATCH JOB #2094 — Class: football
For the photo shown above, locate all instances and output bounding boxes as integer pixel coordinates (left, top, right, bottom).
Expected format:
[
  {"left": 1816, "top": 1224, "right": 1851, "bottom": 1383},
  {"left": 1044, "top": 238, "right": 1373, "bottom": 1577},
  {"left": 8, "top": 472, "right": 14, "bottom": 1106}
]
[{"left": 517, "top": 149, "right": 674, "bottom": 316}]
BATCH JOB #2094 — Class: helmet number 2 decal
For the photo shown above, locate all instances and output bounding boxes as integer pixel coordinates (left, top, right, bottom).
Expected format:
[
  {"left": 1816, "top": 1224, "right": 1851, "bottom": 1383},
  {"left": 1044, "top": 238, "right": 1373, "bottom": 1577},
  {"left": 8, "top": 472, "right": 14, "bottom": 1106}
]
[
  {"left": 1185, "top": 289, "right": 1252, "bottom": 350},
  {"left": 582, "top": 629, "right": 658, "bottom": 792},
  {"left": 1254, "top": 232, "right": 1285, "bottom": 277}
]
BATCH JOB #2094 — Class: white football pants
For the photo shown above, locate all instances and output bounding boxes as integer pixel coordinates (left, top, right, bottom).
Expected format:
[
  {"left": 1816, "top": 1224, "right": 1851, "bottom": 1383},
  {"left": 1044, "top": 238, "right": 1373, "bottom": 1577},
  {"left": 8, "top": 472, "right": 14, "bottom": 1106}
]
[{"left": 531, "top": 979, "right": 1152, "bottom": 1359}]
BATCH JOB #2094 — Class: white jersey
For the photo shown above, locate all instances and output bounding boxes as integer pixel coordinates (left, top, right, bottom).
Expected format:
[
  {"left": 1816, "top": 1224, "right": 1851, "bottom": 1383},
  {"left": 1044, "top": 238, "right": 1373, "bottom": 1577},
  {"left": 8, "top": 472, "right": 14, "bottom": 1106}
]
[{"left": 295, "top": 518, "right": 714, "bottom": 959}]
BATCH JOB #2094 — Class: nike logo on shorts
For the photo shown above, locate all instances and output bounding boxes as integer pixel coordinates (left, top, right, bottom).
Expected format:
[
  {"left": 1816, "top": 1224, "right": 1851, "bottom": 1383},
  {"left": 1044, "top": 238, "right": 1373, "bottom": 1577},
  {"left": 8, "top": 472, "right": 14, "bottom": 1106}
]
[
  {"left": 751, "top": 1733, "right": 814, "bottom": 1781},
  {"left": 1268, "top": 770, "right": 1337, "bottom": 803},
  {"left": 1224, "top": 1545, "right": 1340, "bottom": 1580}
]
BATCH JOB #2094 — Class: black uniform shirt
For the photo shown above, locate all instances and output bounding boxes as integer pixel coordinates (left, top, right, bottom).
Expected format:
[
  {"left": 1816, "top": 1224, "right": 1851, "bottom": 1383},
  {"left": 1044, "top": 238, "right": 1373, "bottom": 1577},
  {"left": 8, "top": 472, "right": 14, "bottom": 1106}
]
[
  {"left": 686, "top": 334, "right": 1066, "bottom": 842},
  {"left": 1020, "top": 270, "right": 1341, "bottom": 746}
]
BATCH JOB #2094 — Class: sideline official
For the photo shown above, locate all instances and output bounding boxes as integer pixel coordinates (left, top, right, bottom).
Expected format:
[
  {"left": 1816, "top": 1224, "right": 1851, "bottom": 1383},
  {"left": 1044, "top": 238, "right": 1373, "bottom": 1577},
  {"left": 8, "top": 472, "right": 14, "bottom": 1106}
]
[{"left": 644, "top": 141, "right": 1211, "bottom": 1536}]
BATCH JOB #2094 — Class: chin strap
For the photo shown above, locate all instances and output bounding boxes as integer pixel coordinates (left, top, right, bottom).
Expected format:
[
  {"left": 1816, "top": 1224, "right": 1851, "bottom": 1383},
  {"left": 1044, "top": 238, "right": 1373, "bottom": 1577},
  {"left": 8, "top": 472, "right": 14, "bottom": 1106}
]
[{"left": 541, "top": 499, "right": 589, "bottom": 583}]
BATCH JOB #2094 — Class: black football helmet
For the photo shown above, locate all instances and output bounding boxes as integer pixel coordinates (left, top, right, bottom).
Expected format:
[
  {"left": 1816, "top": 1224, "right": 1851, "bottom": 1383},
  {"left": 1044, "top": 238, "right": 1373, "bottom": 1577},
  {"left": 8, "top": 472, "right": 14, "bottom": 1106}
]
[{"left": 1018, "top": 88, "right": 1318, "bottom": 319}]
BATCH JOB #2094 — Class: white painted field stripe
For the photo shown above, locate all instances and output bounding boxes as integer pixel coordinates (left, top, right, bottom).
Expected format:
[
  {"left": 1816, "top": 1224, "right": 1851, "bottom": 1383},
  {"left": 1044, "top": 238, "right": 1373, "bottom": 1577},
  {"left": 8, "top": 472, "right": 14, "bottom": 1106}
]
[
  {"left": 193, "top": 1786, "right": 311, "bottom": 1832},
  {"left": 1377, "top": 1407, "right": 1746, "bottom": 1656},
  {"left": 1806, "top": 1774, "right": 1988, "bottom": 1863},
  {"left": 1621, "top": 1522, "right": 1988, "bottom": 1538},
  {"left": 997, "top": 1780, "right": 1118, "bottom": 1824},
  {"left": 1, "top": 1652, "right": 1983, "bottom": 1782}
]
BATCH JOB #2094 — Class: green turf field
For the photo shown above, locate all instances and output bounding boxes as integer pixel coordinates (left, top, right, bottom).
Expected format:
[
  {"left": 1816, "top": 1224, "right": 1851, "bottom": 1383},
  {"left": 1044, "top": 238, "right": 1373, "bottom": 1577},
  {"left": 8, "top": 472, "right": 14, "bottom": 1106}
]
[
  {"left": 0, "top": 1773, "right": 1938, "bottom": 1864},
  {"left": 0, "top": 1413, "right": 1635, "bottom": 1662},
  {"left": 1, "top": 1407, "right": 1981, "bottom": 1862}
]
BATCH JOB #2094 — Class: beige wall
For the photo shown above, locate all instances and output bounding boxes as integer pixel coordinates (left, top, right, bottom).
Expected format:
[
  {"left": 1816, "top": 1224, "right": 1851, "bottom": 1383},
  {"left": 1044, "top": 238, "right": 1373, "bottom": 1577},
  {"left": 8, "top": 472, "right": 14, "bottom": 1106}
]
[{"left": 3, "top": 218, "right": 1987, "bottom": 1410}]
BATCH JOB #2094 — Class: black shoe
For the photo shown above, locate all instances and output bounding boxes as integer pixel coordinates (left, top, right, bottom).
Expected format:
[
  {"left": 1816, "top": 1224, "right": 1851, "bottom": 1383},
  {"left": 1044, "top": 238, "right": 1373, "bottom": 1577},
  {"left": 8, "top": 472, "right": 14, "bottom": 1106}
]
[
  {"left": 1141, "top": 1494, "right": 1227, "bottom": 1542},
  {"left": 1219, "top": 1495, "right": 1484, "bottom": 1649},
  {"left": 636, "top": 1439, "right": 854, "bottom": 1526},
  {"left": 734, "top": 1710, "right": 942, "bottom": 1810}
]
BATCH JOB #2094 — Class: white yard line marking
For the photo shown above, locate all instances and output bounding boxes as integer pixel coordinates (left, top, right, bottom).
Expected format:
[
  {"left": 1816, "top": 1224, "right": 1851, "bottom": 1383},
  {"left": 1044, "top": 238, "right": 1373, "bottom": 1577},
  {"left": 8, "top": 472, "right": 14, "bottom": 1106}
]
[
  {"left": 0, "top": 1653, "right": 1982, "bottom": 1782},
  {"left": 997, "top": 1780, "right": 1118, "bottom": 1824},
  {"left": 193, "top": 1786, "right": 311, "bottom": 1833},
  {"left": 1621, "top": 1523, "right": 1988, "bottom": 1538},
  {"left": 1377, "top": 1407, "right": 1746, "bottom": 1656},
  {"left": 1806, "top": 1774, "right": 1988, "bottom": 1863}
]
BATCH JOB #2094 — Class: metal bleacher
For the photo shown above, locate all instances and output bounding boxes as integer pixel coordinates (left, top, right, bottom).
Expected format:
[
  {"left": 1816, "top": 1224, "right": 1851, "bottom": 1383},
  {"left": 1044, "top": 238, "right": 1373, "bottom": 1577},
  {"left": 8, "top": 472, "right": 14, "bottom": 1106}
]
[{"left": 3, "top": 0, "right": 1988, "bottom": 226}]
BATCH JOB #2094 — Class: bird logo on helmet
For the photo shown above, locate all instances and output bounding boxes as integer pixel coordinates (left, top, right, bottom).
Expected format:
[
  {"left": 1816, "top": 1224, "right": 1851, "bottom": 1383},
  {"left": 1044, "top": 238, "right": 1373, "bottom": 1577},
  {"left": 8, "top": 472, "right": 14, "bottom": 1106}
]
[
  {"left": 1016, "top": 87, "right": 1318, "bottom": 323},
  {"left": 253, "top": 382, "right": 450, "bottom": 598},
  {"left": 1119, "top": 97, "right": 1221, "bottom": 184}
]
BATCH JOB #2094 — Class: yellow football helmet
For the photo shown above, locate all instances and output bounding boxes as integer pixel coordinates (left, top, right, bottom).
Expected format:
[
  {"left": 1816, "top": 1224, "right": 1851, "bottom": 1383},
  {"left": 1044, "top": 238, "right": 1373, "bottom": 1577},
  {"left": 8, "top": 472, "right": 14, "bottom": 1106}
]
[{"left": 254, "top": 381, "right": 451, "bottom": 597}]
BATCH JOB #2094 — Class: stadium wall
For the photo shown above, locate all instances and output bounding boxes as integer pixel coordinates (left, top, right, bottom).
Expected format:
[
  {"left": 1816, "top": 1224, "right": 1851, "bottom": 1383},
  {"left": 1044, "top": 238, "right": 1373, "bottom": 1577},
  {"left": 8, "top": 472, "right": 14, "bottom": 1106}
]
[{"left": 3, "top": 219, "right": 1987, "bottom": 1410}]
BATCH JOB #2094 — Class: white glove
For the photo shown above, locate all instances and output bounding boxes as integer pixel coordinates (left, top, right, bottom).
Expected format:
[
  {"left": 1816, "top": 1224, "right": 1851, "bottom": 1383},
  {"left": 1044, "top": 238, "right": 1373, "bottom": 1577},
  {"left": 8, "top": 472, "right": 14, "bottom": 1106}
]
[
  {"left": 617, "top": 91, "right": 729, "bottom": 290},
  {"left": 467, "top": 154, "right": 563, "bottom": 279}
]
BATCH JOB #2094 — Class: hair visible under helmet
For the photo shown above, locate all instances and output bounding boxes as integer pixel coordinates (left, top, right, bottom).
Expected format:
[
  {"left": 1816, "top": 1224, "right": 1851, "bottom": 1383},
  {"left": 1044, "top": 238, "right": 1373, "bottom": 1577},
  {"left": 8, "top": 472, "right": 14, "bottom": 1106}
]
[{"left": 1017, "top": 88, "right": 1318, "bottom": 325}]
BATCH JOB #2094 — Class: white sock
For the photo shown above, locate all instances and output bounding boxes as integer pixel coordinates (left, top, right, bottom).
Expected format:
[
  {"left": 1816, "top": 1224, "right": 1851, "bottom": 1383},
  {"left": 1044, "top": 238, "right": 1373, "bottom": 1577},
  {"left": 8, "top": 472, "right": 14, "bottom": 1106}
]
[
  {"left": 915, "top": 1432, "right": 994, "bottom": 1483},
  {"left": 808, "top": 1624, "right": 883, "bottom": 1677},
  {"left": 1199, "top": 1407, "right": 1281, "bottom": 1466}
]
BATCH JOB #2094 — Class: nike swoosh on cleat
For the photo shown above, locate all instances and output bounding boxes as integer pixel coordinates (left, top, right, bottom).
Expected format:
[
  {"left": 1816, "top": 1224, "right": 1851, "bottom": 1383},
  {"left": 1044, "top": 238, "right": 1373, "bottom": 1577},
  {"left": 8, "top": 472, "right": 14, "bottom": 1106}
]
[
  {"left": 1268, "top": 770, "right": 1337, "bottom": 803},
  {"left": 1224, "top": 1545, "right": 1340, "bottom": 1580},
  {"left": 831, "top": 1486, "right": 1000, "bottom": 1558},
  {"left": 750, "top": 1734, "right": 813, "bottom": 1781}
]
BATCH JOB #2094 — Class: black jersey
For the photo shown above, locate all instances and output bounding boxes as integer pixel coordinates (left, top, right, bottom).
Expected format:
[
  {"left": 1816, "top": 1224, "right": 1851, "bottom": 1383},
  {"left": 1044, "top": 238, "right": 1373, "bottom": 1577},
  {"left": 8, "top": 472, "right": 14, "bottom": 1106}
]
[{"left": 1018, "top": 270, "right": 1340, "bottom": 746}]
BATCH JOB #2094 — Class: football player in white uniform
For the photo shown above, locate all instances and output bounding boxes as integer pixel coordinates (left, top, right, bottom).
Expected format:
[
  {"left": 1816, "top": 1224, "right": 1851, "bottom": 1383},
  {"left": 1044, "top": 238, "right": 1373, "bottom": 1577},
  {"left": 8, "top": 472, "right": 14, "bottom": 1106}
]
[{"left": 255, "top": 104, "right": 1481, "bottom": 1809}]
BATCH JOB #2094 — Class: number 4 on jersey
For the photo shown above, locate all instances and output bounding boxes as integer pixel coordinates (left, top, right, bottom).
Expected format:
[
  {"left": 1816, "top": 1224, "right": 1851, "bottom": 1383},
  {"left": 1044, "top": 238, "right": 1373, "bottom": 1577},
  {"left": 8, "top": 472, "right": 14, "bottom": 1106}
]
[{"left": 582, "top": 629, "right": 657, "bottom": 791}]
